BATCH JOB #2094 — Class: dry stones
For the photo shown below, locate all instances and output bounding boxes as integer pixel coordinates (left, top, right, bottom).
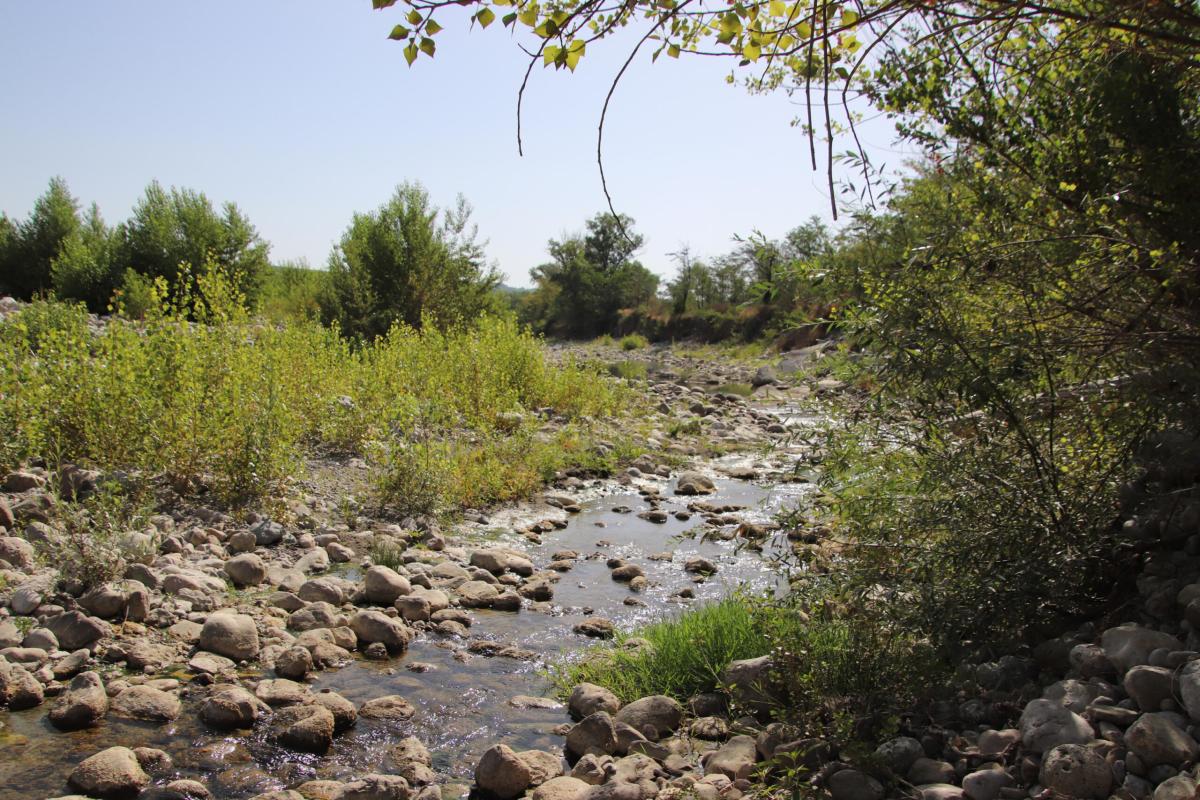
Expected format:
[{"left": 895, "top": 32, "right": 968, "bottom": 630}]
[
  {"left": 704, "top": 735, "right": 758, "bottom": 780},
  {"left": 364, "top": 565, "right": 412, "bottom": 605},
  {"left": 110, "top": 685, "right": 181, "bottom": 722},
  {"left": 350, "top": 610, "right": 410, "bottom": 654},
  {"left": 338, "top": 774, "right": 411, "bottom": 800},
  {"left": 875, "top": 737, "right": 925, "bottom": 773},
  {"left": 225, "top": 553, "right": 268, "bottom": 587},
  {"left": 828, "top": 769, "right": 885, "bottom": 800},
  {"left": 1039, "top": 744, "right": 1112, "bottom": 799},
  {"left": 49, "top": 671, "right": 108, "bottom": 730},
  {"left": 476, "top": 744, "right": 534, "bottom": 799},
  {"left": 46, "top": 610, "right": 108, "bottom": 651},
  {"left": 567, "top": 712, "right": 619, "bottom": 758},
  {"left": 1101, "top": 624, "right": 1182, "bottom": 674},
  {"left": 1126, "top": 713, "right": 1200, "bottom": 767},
  {"left": 1178, "top": 660, "right": 1200, "bottom": 721},
  {"left": 68, "top": 746, "right": 150, "bottom": 798},
  {"left": 1127, "top": 666, "right": 1178, "bottom": 711},
  {"left": 533, "top": 777, "right": 590, "bottom": 800},
  {"left": 1018, "top": 698, "right": 1094, "bottom": 753},
  {"left": 199, "top": 613, "right": 259, "bottom": 661},
  {"left": 614, "top": 695, "right": 682, "bottom": 739},
  {"left": 0, "top": 660, "right": 43, "bottom": 709},
  {"left": 274, "top": 646, "right": 313, "bottom": 680},
  {"left": 569, "top": 683, "right": 621, "bottom": 721}
]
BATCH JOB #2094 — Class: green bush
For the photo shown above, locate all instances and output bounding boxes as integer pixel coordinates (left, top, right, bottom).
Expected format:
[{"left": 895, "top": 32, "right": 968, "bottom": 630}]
[{"left": 620, "top": 333, "right": 648, "bottom": 350}]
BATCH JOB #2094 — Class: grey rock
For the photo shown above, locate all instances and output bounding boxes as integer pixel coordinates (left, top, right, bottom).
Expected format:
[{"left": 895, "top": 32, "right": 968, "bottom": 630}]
[
  {"left": 1039, "top": 744, "right": 1112, "bottom": 799},
  {"left": 1018, "top": 698, "right": 1094, "bottom": 753},
  {"left": 199, "top": 613, "right": 260, "bottom": 661},
  {"left": 68, "top": 746, "right": 150, "bottom": 798}
]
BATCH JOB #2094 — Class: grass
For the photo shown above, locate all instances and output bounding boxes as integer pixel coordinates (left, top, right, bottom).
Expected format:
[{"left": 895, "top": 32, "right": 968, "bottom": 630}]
[
  {"left": 0, "top": 276, "right": 628, "bottom": 510},
  {"left": 551, "top": 597, "right": 772, "bottom": 703},
  {"left": 608, "top": 360, "right": 649, "bottom": 382},
  {"left": 713, "top": 382, "right": 754, "bottom": 397},
  {"left": 620, "top": 333, "right": 649, "bottom": 351}
]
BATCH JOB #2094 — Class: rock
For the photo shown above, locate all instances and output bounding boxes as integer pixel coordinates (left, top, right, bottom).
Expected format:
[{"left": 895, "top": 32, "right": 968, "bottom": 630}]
[
  {"left": 1102, "top": 624, "right": 1182, "bottom": 673},
  {"left": 471, "top": 550, "right": 533, "bottom": 577},
  {"left": 46, "top": 610, "right": 109, "bottom": 650},
  {"left": 532, "top": 777, "right": 590, "bottom": 800},
  {"left": 110, "top": 685, "right": 181, "bottom": 722},
  {"left": 200, "top": 685, "right": 269, "bottom": 729},
  {"left": 569, "top": 683, "right": 621, "bottom": 721},
  {"left": 690, "top": 717, "right": 728, "bottom": 741},
  {"left": 275, "top": 645, "right": 313, "bottom": 680},
  {"left": 0, "top": 660, "right": 43, "bottom": 709},
  {"left": 80, "top": 583, "right": 127, "bottom": 619},
  {"left": 976, "top": 729, "right": 1020, "bottom": 758},
  {"left": 675, "top": 472, "right": 716, "bottom": 496},
  {"left": 68, "top": 746, "right": 150, "bottom": 798},
  {"left": 476, "top": 744, "right": 534, "bottom": 799},
  {"left": 704, "top": 735, "right": 758, "bottom": 780},
  {"left": 721, "top": 655, "right": 776, "bottom": 716},
  {"left": 337, "top": 774, "right": 411, "bottom": 800},
  {"left": 312, "top": 690, "right": 357, "bottom": 732},
  {"left": 960, "top": 765, "right": 1012, "bottom": 800},
  {"left": 573, "top": 618, "right": 615, "bottom": 639},
  {"left": 199, "top": 613, "right": 260, "bottom": 661},
  {"left": 683, "top": 557, "right": 716, "bottom": 575},
  {"left": 299, "top": 577, "right": 343, "bottom": 604},
  {"left": 272, "top": 703, "right": 336, "bottom": 753},
  {"left": 350, "top": 610, "right": 410, "bottom": 654},
  {"left": 0, "top": 536, "right": 35, "bottom": 570},
  {"left": 614, "top": 695, "right": 682, "bottom": 739},
  {"left": 162, "top": 779, "right": 212, "bottom": 799},
  {"left": 395, "top": 595, "right": 432, "bottom": 622},
  {"left": 225, "top": 553, "right": 268, "bottom": 587},
  {"left": 517, "top": 750, "right": 564, "bottom": 787},
  {"left": 570, "top": 755, "right": 613, "bottom": 786},
  {"left": 909, "top": 759, "right": 955, "bottom": 785},
  {"left": 914, "top": 785, "right": 964, "bottom": 800},
  {"left": 1039, "top": 743, "right": 1112, "bottom": 799},
  {"left": 610, "top": 564, "right": 644, "bottom": 582},
  {"left": 364, "top": 566, "right": 412, "bottom": 605},
  {"left": 189, "top": 652, "right": 235, "bottom": 675},
  {"left": 752, "top": 366, "right": 778, "bottom": 388},
  {"left": 253, "top": 519, "right": 285, "bottom": 546},
  {"left": 49, "top": 670, "right": 108, "bottom": 730},
  {"left": 0, "top": 620, "right": 28, "bottom": 649},
  {"left": 875, "top": 737, "right": 925, "bottom": 773},
  {"left": 1126, "top": 713, "right": 1200, "bottom": 767},
  {"left": 256, "top": 678, "right": 312, "bottom": 707},
  {"left": 458, "top": 580, "right": 500, "bottom": 608},
  {"left": 359, "top": 695, "right": 416, "bottom": 721},
  {"left": 1177, "top": 660, "right": 1200, "bottom": 721},
  {"left": 1154, "top": 775, "right": 1200, "bottom": 800},
  {"left": 567, "top": 711, "right": 619, "bottom": 757},
  {"left": 1126, "top": 666, "right": 1178, "bottom": 711},
  {"left": 828, "top": 769, "right": 884, "bottom": 800},
  {"left": 1018, "top": 698, "right": 1094, "bottom": 753},
  {"left": 288, "top": 602, "right": 342, "bottom": 631}
]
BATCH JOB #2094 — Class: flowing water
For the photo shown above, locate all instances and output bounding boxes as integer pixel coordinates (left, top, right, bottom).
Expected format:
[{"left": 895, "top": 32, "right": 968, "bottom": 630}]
[{"left": 0, "top": 472, "right": 815, "bottom": 800}]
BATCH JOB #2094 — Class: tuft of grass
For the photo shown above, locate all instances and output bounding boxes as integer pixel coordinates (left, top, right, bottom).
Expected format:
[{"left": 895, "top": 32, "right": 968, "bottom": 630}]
[
  {"left": 608, "top": 360, "right": 648, "bottom": 382},
  {"left": 713, "top": 382, "right": 753, "bottom": 397},
  {"left": 551, "top": 597, "right": 770, "bottom": 703},
  {"left": 369, "top": 535, "right": 409, "bottom": 570},
  {"left": 620, "top": 333, "right": 649, "bottom": 351}
]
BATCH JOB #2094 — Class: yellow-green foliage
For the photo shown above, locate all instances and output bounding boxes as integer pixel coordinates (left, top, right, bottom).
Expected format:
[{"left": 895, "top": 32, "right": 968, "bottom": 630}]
[
  {"left": 620, "top": 333, "right": 648, "bottom": 350},
  {"left": 0, "top": 281, "right": 625, "bottom": 507}
]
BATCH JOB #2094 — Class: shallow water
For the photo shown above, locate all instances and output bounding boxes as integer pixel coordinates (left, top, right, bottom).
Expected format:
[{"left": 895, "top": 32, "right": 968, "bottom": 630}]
[{"left": 0, "top": 474, "right": 813, "bottom": 799}]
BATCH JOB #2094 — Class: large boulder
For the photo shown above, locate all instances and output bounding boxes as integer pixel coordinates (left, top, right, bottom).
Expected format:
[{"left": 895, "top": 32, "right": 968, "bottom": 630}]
[
  {"left": 350, "top": 610, "right": 410, "bottom": 654},
  {"left": 1100, "top": 624, "right": 1182, "bottom": 673},
  {"left": 1177, "top": 660, "right": 1200, "bottom": 721},
  {"left": 200, "top": 685, "right": 269, "bottom": 729},
  {"left": 225, "top": 554, "right": 268, "bottom": 587},
  {"left": 704, "top": 735, "right": 759, "bottom": 780},
  {"left": 721, "top": 656, "right": 777, "bottom": 716},
  {"left": 1126, "top": 666, "right": 1178, "bottom": 712},
  {"left": 364, "top": 566, "right": 412, "bottom": 605},
  {"left": 569, "top": 683, "right": 621, "bottom": 721},
  {"left": 110, "top": 685, "right": 181, "bottom": 722},
  {"left": 614, "top": 695, "right": 682, "bottom": 740},
  {"left": 46, "top": 610, "right": 108, "bottom": 651},
  {"left": 566, "top": 712, "right": 619, "bottom": 758},
  {"left": 0, "top": 536, "right": 35, "bottom": 570},
  {"left": 675, "top": 472, "right": 716, "bottom": 496},
  {"left": 1125, "top": 713, "right": 1200, "bottom": 767},
  {"left": 1017, "top": 698, "right": 1094, "bottom": 753},
  {"left": 68, "top": 746, "right": 150, "bottom": 798},
  {"left": 1039, "top": 744, "right": 1111, "bottom": 799},
  {"left": 49, "top": 671, "right": 108, "bottom": 730},
  {"left": 476, "top": 744, "right": 534, "bottom": 799},
  {"left": 0, "top": 660, "right": 44, "bottom": 709},
  {"left": 199, "top": 613, "right": 260, "bottom": 661},
  {"left": 272, "top": 703, "right": 336, "bottom": 753}
]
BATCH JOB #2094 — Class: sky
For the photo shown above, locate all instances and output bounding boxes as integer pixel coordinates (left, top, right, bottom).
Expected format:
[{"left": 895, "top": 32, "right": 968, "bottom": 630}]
[{"left": 0, "top": 2, "right": 907, "bottom": 287}]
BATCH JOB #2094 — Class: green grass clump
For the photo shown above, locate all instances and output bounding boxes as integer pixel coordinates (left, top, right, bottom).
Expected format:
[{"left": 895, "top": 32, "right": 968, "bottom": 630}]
[
  {"left": 620, "top": 333, "right": 649, "bottom": 351},
  {"left": 608, "top": 360, "right": 648, "bottom": 382},
  {"left": 552, "top": 597, "right": 771, "bottom": 703},
  {"left": 713, "top": 382, "right": 753, "bottom": 397}
]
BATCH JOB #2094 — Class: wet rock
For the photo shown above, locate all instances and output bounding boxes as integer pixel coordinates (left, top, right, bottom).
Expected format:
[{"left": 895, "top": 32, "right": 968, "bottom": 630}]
[
  {"left": 199, "top": 612, "right": 260, "bottom": 661},
  {"left": 311, "top": 689, "right": 357, "bottom": 732},
  {"left": 1126, "top": 713, "right": 1200, "bottom": 766},
  {"left": 359, "top": 694, "right": 417, "bottom": 722},
  {"left": 1018, "top": 697, "right": 1094, "bottom": 753},
  {"left": 256, "top": 678, "right": 312, "bottom": 707},
  {"left": 225, "top": 553, "right": 268, "bottom": 587},
  {"left": 110, "top": 685, "right": 181, "bottom": 722},
  {"left": 569, "top": 683, "right": 621, "bottom": 721},
  {"left": 0, "top": 659, "right": 43, "bottom": 709},
  {"left": 53, "top": 648, "right": 91, "bottom": 679},
  {"left": 610, "top": 564, "right": 645, "bottom": 582},
  {"left": 161, "top": 779, "right": 212, "bottom": 799},
  {"left": 350, "top": 610, "right": 410, "bottom": 654},
  {"left": 272, "top": 703, "right": 336, "bottom": 753},
  {"left": 395, "top": 595, "right": 432, "bottom": 622},
  {"left": 68, "top": 746, "right": 150, "bottom": 798},
  {"left": 46, "top": 609, "right": 109, "bottom": 650},
  {"left": 615, "top": 695, "right": 682, "bottom": 740},
  {"left": 567, "top": 711, "right": 620, "bottom": 758},
  {"left": 683, "top": 557, "right": 716, "bottom": 575},
  {"left": 828, "top": 769, "right": 884, "bottom": 800},
  {"left": 675, "top": 472, "right": 716, "bottom": 495},
  {"left": 574, "top": 619, "right": 615, "bottom": 639},
  {"left": 1039, "top": 743, "right": 1112, "bottom": 799},
  {"left": 49, "top": 670, "right": 108, "bottom": 730},
  {"left": 189, "top": 652, "right": 236, "bottom": 675},
  {"left": 458, "top": 580, "right": 501, "bottom": 609},
  {"left": 476, "top": 744, "right": 534, "bottom": 799},
  {"left": 200, "top": 685, "right": 269, "bottom": 729},
  {"left": 364, "top": 565, "right": 413, "bottom": 605},
  {"left": 337, "top": 774, "right": 411, "bottom": 800}
]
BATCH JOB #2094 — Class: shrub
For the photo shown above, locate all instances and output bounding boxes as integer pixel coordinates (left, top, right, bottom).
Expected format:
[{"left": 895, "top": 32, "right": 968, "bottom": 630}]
[
  {"left": 620, "top": 333, "right": 648, "bottom": 350},
  {"left": 608, "top": 360, "right": 648, "bottom": 381},
  {"left": 40, "top": 479, "right": 156, "bottom": 592}
]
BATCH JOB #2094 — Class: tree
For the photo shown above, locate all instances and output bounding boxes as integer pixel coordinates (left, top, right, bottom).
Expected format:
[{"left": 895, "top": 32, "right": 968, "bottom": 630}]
[
  {"left": 526, "top": 212, "right": 658, "bottom": 338},
  {"left": 51, "top": 203, "right": 120, "bottom": 311},
  {"left": 119, "top": 181, "right": 270, "bottom": 306},
  {"left": 2, "top": 177, "right": 81, "bottom": 298},
  {"left": 319, "top": 182, "right": 501, "bottom": 340}
]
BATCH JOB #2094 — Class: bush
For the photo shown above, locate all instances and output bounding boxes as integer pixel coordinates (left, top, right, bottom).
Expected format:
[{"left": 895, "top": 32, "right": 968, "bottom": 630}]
[{"left": 620, "top": 333, "right": 648, "bottom": 350}]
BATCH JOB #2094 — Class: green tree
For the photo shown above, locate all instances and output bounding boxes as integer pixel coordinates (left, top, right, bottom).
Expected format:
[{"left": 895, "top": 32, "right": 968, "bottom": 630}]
[
  {"left": 51, "top": 203, "right": 120, "bottom": 311},
  {"left": 3, "top": 177, "right": 81, "bottom": 298},
  {"left": 119, "top": 181, "right": 270, "bottom": 306},
  {"left": 319, "top": 182, "right": 500, "bottom": 340},
  {"left": 527, "top": 212, "right": 658, "bottom": 338}
]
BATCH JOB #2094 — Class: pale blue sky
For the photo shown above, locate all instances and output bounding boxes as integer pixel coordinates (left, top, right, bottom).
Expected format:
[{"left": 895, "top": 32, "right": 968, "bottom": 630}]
[{"left": 0, "top": 2, "right": 905, "bottom": 286}]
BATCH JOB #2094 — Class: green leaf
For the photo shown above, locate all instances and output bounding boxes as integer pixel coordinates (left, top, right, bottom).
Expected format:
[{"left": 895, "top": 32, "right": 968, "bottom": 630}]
[
  {"left": 518, "top": 7, "right": 539, "bottom": 27},
  {"left": 768, "top": 0, "right": 786, "bottom": 17},
  {"left": 543, "top": 44, "right": 562, "bottom": 66},
  {"left": 743, "top": 43, "right": 761, "bottom": 61},
  {"left": 372, "top": 0, "right": 398, "bottom": 9},
  {"left": 841, "top": 10, "right": 859, "bottom": 25},
  {"left": 425, "top": 19, "right": 443, "bottom": 35},
  {"left": 403, "top": 43, "right": 418, "bottom": 65},
  {"left": 388, "top": 24, "right": 410, "bottom": 40},
  {"left": 668, "top": 44, "right": 681, "bottom": 58},
  {"left": 564, "top": 39, "right": 586, "bottom": 71},
  {"left": 502, "top": 12, "right": 518, "bottom": 26},
  {"left": 477, "top": 7, "right": 496, "bottom": 28},
  {"left": 406, "top": 9, "right": 422, "bottom": 25},
  {"left": 419, "top": 37, "right": 436, "bottom": 56}
]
